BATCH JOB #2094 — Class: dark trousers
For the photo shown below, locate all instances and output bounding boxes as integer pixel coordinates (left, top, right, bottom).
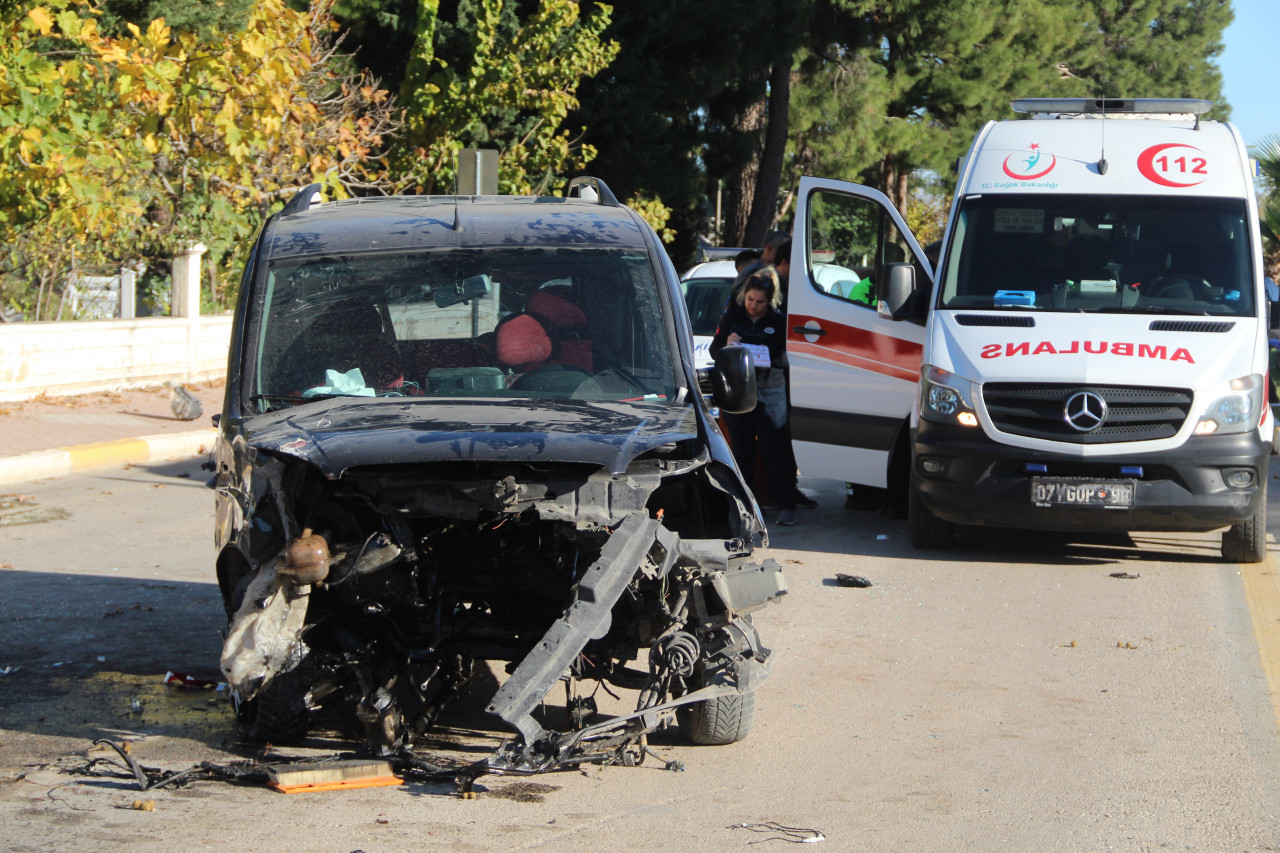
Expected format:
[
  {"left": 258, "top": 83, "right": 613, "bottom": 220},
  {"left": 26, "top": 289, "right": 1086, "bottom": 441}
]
[{"left": 724, "top": 383, "right": 795, "bottom": 511}]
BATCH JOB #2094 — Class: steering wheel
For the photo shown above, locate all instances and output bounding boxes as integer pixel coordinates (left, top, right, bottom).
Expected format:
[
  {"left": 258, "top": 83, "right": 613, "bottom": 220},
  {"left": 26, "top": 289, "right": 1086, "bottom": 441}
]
[{"left": 1146, "top": 273, "right": 1212, "bottom": 300}]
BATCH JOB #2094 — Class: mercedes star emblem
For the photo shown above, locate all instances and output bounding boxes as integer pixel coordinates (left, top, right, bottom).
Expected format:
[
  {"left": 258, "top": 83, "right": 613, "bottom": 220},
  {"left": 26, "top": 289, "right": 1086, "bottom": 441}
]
[{"left": 1063, "top": 391, "right": 1107, "bottom": 432}]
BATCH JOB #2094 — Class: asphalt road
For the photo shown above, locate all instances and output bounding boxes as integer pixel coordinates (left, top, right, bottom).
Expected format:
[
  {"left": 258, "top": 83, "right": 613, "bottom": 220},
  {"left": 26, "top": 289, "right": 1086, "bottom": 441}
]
[{"left": 3, "top": 458, "right": 1280, "bottom": 851}]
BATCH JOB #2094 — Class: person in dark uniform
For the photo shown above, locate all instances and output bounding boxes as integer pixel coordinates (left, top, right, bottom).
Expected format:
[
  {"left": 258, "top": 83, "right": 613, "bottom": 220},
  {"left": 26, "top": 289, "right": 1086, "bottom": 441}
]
[{"left": 709, "top": 266, "right": 798, "bottom": 526}]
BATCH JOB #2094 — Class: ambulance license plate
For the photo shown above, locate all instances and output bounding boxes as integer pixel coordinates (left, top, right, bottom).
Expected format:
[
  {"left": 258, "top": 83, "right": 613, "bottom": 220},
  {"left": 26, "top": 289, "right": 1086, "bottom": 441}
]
[{"left": 1030, "top": 479, "right": 1134, "bottom": 508}]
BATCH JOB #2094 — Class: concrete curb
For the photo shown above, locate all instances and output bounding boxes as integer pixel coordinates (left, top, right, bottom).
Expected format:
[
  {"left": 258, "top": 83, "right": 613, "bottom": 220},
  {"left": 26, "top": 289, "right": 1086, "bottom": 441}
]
[{"left": 0, "top": 428, "right": 217, "bottom": 486}]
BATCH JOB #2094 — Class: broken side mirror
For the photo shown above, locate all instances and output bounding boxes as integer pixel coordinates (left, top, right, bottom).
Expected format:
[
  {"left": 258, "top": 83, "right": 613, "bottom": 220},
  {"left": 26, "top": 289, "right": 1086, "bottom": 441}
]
[
  {"left": 876, "top": 262, "right": 917, "bottom": 321},
  {"left": 711, "top": 345, "right": 757, "bottom": 414},
  {"left": 434, "top": 274, "right": 491, "bottom": 308}
]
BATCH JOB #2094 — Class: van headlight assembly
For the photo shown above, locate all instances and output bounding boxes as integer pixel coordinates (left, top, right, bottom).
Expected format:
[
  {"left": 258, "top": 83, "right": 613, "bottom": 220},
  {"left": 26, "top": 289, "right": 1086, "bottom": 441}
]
[
  {"left": 920, "top": 365, "right": 979, "bottom": 427},
  {"left": 1194, "top": 374, "right": 1263, "bottom": 436}
]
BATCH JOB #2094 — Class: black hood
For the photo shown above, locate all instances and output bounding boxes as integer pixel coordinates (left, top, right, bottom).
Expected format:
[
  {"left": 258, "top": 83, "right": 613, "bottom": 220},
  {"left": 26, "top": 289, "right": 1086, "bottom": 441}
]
[{"left": 243, "top": 397, "right": 703, "bottom": 478}]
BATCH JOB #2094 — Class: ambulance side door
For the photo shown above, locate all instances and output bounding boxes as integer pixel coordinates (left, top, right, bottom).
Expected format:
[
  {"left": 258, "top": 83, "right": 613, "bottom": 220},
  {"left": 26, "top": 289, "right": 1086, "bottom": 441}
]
[{"left": 787, "top": 177, "right": 933, "bottom": 488}]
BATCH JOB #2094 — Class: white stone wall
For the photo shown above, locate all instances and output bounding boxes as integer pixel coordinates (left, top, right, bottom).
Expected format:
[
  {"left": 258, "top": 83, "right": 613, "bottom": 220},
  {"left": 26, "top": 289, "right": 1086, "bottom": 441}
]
[{"left": 0, "top": 315, "right": 233, "bottom": 402}]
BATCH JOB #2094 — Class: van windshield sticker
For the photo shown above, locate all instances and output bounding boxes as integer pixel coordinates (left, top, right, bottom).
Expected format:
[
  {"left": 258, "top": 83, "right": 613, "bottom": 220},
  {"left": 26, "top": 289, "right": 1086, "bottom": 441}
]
[{"left": 994, "top": 208, "right": 1044, "bottom": 233}]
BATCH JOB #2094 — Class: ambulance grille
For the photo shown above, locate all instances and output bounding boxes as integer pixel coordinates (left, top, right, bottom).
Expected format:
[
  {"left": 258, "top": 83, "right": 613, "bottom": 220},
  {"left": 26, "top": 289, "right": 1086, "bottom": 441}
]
[
  {"left": 982, "top": 383, "right": 1193, "bottom": 444},
  {"left": 955, "top": 314, "right": 1036, "bottom": 327}
]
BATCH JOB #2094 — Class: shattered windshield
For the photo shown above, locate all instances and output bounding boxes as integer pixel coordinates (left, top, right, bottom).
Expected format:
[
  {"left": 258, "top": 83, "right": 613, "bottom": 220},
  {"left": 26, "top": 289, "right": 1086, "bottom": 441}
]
[
  {"left": 249, "top": 247, "right": 680, "bottom": 413},
  {"left": 939, "top": 195, "right": 1255, "bottom": 315}
]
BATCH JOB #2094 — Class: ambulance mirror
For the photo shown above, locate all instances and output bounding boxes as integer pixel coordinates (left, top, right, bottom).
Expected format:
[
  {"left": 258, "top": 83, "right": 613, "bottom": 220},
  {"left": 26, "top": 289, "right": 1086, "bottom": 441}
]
[{"left": 877, "top": 262, "right": 917, "bottom": 321}]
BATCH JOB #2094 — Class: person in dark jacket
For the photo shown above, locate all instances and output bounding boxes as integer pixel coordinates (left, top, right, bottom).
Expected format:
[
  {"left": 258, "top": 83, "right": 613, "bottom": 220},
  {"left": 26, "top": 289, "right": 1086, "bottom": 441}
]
[{"left": 709, "top": 266, "right": 798, "bottom": 525}]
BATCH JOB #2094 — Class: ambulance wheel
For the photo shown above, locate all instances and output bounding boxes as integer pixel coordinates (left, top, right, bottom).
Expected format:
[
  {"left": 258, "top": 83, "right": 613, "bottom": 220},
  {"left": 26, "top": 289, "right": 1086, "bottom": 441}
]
[
  {"left": 909, "top": 484, "right": 955, "bottom": 550},
  {"left": 1222, "top": 485, "right": 1266, "bottom": 564}
]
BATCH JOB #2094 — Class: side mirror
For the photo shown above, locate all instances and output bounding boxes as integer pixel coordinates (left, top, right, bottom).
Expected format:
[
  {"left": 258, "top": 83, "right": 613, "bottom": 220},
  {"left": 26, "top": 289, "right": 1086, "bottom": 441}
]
[
  {"left": 711, "top": 345, "right": 757, "bottom": 414},
  {"left": 876, "top": 262, "right": 918, "bottom": 321}
]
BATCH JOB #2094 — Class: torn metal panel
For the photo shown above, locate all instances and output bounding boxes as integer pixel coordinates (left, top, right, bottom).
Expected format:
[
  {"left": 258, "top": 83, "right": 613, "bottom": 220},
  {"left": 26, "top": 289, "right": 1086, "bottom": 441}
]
[
  {"left": 220, "top": 557, "right": 310, "bottom": 700},
  {"left": 486, "top": 515, "right": 679, "bottom": 752}
]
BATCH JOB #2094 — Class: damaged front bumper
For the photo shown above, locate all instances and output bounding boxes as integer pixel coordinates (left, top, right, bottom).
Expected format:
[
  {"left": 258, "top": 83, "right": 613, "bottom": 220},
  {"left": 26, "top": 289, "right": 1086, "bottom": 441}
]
[{"left": 220, "top": 508, "right": 785, "bottom": 773}]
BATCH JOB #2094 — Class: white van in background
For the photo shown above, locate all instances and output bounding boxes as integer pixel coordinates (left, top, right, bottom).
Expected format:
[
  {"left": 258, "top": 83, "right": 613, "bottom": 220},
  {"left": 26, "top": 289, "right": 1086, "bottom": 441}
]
[
  {"left": 680, "top": 259, "right": 738, "bottom": 383},
  {"left": 787, "top": 98, "right": 1271, "bottom": 561}
]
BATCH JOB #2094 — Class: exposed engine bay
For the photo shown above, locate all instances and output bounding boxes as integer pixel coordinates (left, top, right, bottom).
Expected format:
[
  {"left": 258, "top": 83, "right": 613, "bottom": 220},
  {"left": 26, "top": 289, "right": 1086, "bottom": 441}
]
[{"left": 215, "top": 446, "right": 786, "bottom": 773}]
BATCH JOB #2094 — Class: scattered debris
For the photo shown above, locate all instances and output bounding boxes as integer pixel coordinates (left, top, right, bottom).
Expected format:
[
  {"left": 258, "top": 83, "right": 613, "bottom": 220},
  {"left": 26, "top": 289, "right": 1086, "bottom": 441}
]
[
  {"left": 876, "top": 534, "right": 888, "bottom": 541},
  {"left": 167, "top": 383, "right": 203, "bottom": 421},
  {"left": 0, "top": 562, "right": 13, "bottom": 570},
  {"left": 728, "top": 822, "right": 826, "bottom": 844},
  {"left": 266, "top": 760, "right": 401, "bottom": 794},
  {"left": 69, "top": 738, "right": 488, "bottom": 796},
  {"left": 163, "top": 672, "right": 219, "bottom": 690},
  {"left": 0, "top": 666, "right": 18, "bottom": 675},
  {"left": 1109, "top": 572, "right": 1140, "bottom": 579},
  {"left": 1058, "top": 640, "right": 1077, "bottom": 648},
  {"left": 130, "top": 800, "right": 155, "bottom": 812},
  {"left": 834, "top": 574, "right": 872, "bottom": 588},
  {"left": 1117, "top": 641, "right": 1139, "bottom": 650}
]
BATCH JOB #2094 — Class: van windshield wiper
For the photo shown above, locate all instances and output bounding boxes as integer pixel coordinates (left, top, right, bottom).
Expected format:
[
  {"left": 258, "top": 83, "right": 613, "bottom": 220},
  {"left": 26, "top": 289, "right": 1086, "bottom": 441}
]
[
  {"left": 1080, "top": 305, "right": 1211, "bottom": 316},
  {"left": 250, "top": 392, "right": 341, "bottom": 411}
]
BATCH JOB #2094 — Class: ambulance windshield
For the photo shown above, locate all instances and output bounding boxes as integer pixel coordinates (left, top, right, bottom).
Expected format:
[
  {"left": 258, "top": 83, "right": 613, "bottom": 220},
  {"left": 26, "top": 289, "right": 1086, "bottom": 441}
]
[{"left": 939, "top": 195, "right": 1254, "bottom": 316}]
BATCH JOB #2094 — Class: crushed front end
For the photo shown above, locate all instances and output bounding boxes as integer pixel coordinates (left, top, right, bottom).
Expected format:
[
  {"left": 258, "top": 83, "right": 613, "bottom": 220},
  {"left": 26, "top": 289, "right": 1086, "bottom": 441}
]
[{"left": 214, "top": 427, "right": 785, "bottom": 770}]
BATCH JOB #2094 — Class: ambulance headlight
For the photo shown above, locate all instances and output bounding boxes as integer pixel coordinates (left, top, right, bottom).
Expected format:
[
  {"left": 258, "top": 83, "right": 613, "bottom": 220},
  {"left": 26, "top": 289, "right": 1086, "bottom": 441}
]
[
  {"left": 1194, "top": 375, "right": 1263, "bottom": 436},
  {"left": 920, "top": 365, "right": 978, "bottom": 427}
]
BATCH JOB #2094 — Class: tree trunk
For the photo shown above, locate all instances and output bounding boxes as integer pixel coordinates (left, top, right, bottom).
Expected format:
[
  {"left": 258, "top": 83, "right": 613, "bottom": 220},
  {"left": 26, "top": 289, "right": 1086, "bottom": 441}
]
[
  {"left": 879, "top": 153, "right": 909, "bottom": 213},
  {"left": 723, "top": 93, "right": 767, "bottom": 248},
  {"left": 744, "top": 56, "right": 794, "bottom": 248}
]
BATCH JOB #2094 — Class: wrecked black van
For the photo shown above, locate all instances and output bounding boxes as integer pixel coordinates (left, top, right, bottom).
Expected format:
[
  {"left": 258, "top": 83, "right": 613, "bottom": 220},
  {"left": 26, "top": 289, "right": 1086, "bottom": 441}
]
[{"left": 208, "top": 179, "right": 785, "bottom": 771}]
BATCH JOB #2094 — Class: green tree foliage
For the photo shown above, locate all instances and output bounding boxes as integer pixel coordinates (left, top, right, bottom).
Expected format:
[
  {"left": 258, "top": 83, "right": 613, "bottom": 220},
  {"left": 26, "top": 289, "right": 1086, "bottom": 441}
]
[
  {"left": 1252, "top": 134, "right": 1280, "bottom": 282},
  {"left": 99, "top": 0, "right": 257, "bottom": 40},
  {"left": 395, "top": 0, "right": 618, "bottom": 195},
  {"left": 0, "top": 0, "right": 397, "bottom": 317},
  {"left": 568, "top": 0, "right": 783, "bottom": 262},
  {"left": 1063, "top": 0, "right": 1231, "bottom": 117}
]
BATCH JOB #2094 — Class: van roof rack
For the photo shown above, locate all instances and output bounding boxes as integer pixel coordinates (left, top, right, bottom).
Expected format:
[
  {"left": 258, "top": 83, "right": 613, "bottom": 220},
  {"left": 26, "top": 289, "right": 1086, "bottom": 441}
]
[
  {"left": 566, "top": 176, "right": 621, "bottom": 207},
  {"left": 280, "top": 183, "right": 322, "bottom": 216},
  {"left": 1011, "top": 98, "right": 1213, "bottom": 117}
]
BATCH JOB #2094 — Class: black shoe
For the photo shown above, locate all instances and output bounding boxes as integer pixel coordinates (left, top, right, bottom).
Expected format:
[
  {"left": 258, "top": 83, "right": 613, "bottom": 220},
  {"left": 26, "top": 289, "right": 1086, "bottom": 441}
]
[{"left": 793, "top": 490, "right": 818, "bottom": 509}]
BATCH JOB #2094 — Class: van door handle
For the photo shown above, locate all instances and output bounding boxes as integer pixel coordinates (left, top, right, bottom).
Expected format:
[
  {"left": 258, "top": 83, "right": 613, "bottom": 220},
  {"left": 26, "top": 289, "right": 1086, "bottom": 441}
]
[{"left": 793, "top": 326, "right": 826, "bottom": 335}]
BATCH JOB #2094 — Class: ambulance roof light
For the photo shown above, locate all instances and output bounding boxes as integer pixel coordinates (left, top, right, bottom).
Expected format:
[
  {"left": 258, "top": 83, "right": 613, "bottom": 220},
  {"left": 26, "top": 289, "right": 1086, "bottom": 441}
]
[{"left": 1010, "top": 98, "right": 1213, "bottom": 117}]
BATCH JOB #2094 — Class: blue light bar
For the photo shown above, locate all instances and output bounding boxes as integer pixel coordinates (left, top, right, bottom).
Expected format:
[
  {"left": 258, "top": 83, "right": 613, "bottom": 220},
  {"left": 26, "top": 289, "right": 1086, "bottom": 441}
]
[
  {"left": 1024, "top": 463, "right": 1048, "bottom": 474},
  {"left": 1120, "top": 466, "right": 1144, "bottom": 477}
]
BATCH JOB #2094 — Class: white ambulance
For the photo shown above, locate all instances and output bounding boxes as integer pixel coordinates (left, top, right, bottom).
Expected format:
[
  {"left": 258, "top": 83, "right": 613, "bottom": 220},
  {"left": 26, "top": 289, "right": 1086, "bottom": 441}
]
[{"left": 787, "top": 98, "right": 1270, "bottom": 561}]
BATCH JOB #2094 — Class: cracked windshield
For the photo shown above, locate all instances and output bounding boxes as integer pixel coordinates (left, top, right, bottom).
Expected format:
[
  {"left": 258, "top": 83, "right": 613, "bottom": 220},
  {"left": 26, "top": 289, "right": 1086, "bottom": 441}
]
[{"left": 250, "top": 247, "right": 680, "bottom": 411}]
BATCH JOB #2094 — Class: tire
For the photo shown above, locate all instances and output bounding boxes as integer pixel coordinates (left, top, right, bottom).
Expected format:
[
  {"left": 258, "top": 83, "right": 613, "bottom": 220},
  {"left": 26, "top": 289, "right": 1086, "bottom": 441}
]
[
  {"left": 909, "top": 482, "right": 955, "bottom": 549},
  {"left": 234, "top": 651, "right": 314, "bottom": 744},
  {"left": 1222, "top": 484, "right": 1267, "bottom": 563},
  {"left": 678, "top": 688, "right": 756, "bottom": 745}
]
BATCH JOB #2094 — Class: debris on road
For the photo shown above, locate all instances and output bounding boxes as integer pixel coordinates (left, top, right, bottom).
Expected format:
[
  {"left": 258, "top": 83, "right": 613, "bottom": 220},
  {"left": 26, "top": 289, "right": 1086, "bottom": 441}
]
[
  {"left": 167, "top": 383, "right": 203, "bottom": 421},
  {"left": 834, "top": 574, "right": 872, "bottom": 588},
  {"left": 727, "top": 821, "right": 826, "bottom": 843},
  {"left": 266, "top": 759, "right": 401, "bottom": 793},
  {"left": 162, "top": 672, "right": 219, "bottom": 690},
  {"left": 1109, "top": 572, "right": 1140, "bottom": 580}
]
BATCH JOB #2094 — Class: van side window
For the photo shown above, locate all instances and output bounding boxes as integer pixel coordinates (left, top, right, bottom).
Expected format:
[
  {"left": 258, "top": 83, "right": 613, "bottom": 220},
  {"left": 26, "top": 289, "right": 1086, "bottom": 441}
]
[{"left": 805, "top": 189, "right": 921, "bottom": 310}]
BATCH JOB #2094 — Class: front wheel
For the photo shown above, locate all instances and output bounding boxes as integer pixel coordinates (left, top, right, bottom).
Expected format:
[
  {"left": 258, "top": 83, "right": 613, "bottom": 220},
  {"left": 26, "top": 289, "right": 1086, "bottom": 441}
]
[
  {"left": 678, "top": 688, "right": 756, "bottom": 745},
  {"left": 909, "top": 483, "right": 955, "bottom": 549},
  {"left": 1222, "top": 483, "right": 1266, "bottom": 563},
  {"left": 233, "top": 650, "right": 315, "bottom": 744}
]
